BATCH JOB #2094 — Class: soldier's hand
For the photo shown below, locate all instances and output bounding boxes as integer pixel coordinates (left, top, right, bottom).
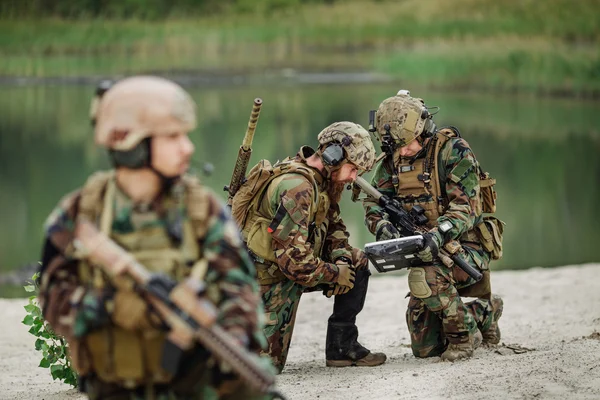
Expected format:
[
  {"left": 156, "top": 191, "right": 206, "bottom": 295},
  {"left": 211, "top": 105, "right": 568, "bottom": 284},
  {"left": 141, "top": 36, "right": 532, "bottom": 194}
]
[
  {"left": 416, "top": 231, "right": 442, "bottom": 263},
  {"left": 324, "top": 284, "right": 352, "bottom": 298},
  {"left": 73, "top": 290, "right": 111, "bottom": 338},
  {"left": 375, "top": 220, "right": 401, "bottom": 241},
  {"left": 335, "top": 263, "right": 356, "bottom": 289}
]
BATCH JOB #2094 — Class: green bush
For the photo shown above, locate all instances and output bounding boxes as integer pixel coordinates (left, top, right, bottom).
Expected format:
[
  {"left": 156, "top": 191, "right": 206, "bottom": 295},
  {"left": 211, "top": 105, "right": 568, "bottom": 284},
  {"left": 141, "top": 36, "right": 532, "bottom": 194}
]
[{"left": 22, "top": 271, "right": 78, "bottom": 387}]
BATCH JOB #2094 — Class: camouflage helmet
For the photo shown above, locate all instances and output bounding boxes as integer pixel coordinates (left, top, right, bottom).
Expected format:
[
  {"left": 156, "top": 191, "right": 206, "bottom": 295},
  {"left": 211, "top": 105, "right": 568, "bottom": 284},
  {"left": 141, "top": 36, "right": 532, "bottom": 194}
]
[
  {"left": 317, "top": 121, "right": 376, "bottom": 171},
  {"left": 375, "top": 91, "right": 429, "bottom": 147},
  {"left": 94, "top": 76, "right": 197, "bottom": 150}
]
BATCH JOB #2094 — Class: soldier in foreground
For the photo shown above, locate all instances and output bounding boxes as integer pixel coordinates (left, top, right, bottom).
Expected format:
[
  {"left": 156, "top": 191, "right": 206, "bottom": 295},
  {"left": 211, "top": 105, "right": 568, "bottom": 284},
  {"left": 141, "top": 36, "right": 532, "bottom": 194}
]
[
  {"left": 363, "top": 91, "right": 505, "bottom": 361},
  {"left": 38, "top": 76, "right": 274, "bottom": 399},
  {"left": 231, "top": 121, "right": 387, "bottom": 373}
]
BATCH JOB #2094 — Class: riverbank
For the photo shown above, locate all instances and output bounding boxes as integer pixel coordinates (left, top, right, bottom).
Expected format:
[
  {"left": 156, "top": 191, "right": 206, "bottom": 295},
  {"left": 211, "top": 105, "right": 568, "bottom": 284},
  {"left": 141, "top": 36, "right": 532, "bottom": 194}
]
[
  {"left": 1, "top": 0, "right": 599, "bottom": 97},
  {"left": 1, "top": 263, "right": 599, "bottom": 399}
]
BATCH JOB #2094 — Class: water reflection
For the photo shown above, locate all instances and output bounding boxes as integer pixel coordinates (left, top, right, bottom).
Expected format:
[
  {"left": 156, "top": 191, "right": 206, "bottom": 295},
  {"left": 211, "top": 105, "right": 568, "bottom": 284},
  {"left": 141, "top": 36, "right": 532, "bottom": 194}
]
[{"left": 0, "top": 83, "right": 599, "bottom": 273}]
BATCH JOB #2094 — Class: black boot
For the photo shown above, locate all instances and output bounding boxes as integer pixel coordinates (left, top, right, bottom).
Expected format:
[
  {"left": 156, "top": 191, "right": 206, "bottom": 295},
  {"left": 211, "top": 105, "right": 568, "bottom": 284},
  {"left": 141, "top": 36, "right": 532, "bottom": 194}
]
[{"left": 325, "top": 269, "right": 387, "bottom": 366}]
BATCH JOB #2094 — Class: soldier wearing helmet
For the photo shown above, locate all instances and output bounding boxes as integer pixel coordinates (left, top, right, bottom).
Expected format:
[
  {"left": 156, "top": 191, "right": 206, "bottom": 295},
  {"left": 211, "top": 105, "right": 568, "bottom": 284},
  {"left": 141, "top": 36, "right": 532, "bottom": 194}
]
[
  {"left": 231, "top": 121, "right": 386, "bottom": 372},
  {"left": 363, "top": 91, "right": 504, "bottom": 362},
  {"left": 38, "top": 76, "right": 273, "bottom": 399}
]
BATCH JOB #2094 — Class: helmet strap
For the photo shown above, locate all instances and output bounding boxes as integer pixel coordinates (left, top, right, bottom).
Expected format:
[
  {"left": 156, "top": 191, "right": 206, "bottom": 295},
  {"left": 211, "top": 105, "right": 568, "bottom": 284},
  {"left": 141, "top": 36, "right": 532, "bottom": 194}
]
[
  {"left": 108, "top": 137, "right": 151, "bottom": 169},
  {"left": 110, "top": 137, "right": 179, "bottom": 189}
]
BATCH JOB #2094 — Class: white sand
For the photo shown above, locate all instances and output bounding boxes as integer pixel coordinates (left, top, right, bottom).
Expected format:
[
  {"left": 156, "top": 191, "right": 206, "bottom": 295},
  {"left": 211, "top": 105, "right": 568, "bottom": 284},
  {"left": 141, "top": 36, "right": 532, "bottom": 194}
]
[{"left": 2, "top": 264, "right": 599, "bottom": 400}]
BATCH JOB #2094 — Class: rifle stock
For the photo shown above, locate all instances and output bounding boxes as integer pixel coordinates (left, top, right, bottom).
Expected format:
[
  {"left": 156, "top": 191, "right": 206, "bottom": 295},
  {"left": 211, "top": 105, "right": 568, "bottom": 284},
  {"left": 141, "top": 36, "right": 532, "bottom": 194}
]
[
  {"left": 226, "top": 98, "right": 263, "bottom": 204},
  {"left": 73, "top": 219, "right": 277, "bottom": 395},
  {"left": 354, "top": 177, "right": 482, "bottom": 281}
]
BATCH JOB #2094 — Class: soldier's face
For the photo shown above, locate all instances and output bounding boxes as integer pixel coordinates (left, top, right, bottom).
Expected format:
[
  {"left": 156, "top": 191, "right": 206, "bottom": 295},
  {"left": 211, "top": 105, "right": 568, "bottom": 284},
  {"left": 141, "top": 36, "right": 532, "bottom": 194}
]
[
  {"left": 398, "top": 138, "right": 423, "bottom": 158},
  {"left": 331, "top": 163, "right": 359, "bottom": 183},
  {"left": 151, "top": 132, "right": 195, "bottom": 177}
]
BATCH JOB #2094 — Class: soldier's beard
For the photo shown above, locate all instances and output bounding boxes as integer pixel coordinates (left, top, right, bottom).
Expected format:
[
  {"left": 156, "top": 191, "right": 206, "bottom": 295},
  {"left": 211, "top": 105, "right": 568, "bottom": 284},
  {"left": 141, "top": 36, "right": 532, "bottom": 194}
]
[{"left": 326, "top": 181, "right": 346, "bottom": 204}]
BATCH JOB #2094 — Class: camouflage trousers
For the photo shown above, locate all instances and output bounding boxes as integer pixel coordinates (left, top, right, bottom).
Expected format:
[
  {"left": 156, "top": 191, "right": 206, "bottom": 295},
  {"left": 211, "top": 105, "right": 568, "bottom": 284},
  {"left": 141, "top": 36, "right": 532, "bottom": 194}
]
[
  {"left": 406, "top": 244, "right": 495, "bottom": 358},
  {"left": 260, "top": 248, "right": 371, "bottom": 372}
]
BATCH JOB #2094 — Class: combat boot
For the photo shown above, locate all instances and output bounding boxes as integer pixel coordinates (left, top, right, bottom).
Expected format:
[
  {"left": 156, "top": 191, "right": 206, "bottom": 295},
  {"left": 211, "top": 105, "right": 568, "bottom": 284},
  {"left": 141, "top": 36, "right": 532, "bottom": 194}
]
[
  {"left": 325, "top": 324, "right": 387, "bottom": 367},
  {"left": 482, "top": 295, "right": 503, "bottom": 346},
  {"left": 326, "top": 350, "right": 387, "bottom": 367},
  {"left": 440, "top": 330, "right": 482, "bottom": 362}
]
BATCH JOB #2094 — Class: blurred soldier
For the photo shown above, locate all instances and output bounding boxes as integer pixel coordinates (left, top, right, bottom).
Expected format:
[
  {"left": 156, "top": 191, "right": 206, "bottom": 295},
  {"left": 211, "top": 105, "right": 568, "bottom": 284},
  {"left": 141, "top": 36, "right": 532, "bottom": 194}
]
[
  {"left": 231, "top": 121, "right": 387, "bottom": 373},
  {"left": 364, "top": 91, "right": 504, "bottom": 361},
  {"left": 38, "top": 76, "right": 272, "bottom": 399}
]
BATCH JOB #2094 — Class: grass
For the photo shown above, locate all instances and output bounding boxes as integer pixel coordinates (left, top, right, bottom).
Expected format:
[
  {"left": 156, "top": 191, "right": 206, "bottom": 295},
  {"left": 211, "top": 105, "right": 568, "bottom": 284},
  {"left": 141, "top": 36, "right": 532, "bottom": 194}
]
[{"left": 0, "top": 0, "right": 599, "bottom": 95}]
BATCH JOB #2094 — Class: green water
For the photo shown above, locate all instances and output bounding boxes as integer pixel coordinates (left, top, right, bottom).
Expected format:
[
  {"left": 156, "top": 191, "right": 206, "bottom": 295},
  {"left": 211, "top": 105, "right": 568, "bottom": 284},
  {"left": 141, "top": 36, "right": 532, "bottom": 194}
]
[{"left": 1, "top": 82, "right": 599, "bottom": 277}]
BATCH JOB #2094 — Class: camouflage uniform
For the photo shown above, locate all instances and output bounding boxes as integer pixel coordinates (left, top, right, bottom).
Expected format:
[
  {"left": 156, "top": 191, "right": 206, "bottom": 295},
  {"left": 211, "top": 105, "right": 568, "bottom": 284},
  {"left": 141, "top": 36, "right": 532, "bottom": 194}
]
[
  {"left": 364, "top": 91, "right": 503, "bottom": 359},
  {"left": 233, "top": 122, "right": 386, "bottom": 372},
  {"left": 38, "top": 76, "right": 273, "bottom": 399}
]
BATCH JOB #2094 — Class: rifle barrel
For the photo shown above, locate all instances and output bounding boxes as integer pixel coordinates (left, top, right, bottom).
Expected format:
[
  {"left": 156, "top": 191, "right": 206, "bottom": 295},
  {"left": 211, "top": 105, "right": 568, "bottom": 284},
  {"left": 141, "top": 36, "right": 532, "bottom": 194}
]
[{"left": 354, "top": 176, "right": 382, "bottom": 201}]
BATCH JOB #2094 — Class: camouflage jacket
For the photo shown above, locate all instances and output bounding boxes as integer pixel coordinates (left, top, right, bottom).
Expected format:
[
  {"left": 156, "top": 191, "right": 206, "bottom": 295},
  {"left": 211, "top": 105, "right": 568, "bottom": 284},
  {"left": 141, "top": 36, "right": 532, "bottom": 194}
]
[
  {"left": 364, "top": 135, "right": 482, "bottom": 241},
  {"left": 39, "top": 173, "right": 266, "bottom": 351},
  {"left": 261, "top": 147, "right": 354, "bottom": 287}
]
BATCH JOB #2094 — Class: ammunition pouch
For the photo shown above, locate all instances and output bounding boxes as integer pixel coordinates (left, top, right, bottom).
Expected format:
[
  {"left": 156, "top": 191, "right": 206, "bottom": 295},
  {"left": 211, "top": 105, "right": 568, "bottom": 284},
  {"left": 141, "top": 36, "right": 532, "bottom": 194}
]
[
  {"left": 476, "top": 216, "right": 505, "bottom": 260},
  {"left": 84, "top": 326, "right": 171, "bottom": 386},
  {"left": 479, "top": 172, "right": 497, "bottom": 214},
  {"left": 255, "top": 261, "right": 286, "bottom": 285}
]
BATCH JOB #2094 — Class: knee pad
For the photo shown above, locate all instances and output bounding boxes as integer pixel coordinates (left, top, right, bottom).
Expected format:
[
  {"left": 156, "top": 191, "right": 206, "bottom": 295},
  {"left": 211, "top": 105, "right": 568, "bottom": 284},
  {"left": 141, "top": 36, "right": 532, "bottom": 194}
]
[{"left": 408, "top": 268, "right": 432, "bottom": 299}]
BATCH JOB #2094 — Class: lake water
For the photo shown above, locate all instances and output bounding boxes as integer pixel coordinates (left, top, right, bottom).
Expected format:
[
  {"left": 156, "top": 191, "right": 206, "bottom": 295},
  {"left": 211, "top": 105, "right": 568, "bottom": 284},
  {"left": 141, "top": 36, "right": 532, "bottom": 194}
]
[{"left": 1, "top": 82, "right": 599, "bottom": 275}]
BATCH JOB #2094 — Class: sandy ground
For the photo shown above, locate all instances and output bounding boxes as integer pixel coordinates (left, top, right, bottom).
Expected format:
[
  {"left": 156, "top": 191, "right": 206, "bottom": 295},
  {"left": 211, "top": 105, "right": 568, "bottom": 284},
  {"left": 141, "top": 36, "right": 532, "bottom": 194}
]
[{"left": 1, "top": 263, "right": 599, "bottom": 400}]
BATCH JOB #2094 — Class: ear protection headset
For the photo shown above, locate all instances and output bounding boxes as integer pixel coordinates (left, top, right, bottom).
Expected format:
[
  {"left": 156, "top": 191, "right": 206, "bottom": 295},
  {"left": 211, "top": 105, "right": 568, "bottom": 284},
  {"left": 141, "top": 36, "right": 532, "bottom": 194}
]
[
  {"left": 321, "top": 135, "right": 352, "bottom": 167},
  {"left": 108, "top": 137, "right": 151, "bottom": 169}
]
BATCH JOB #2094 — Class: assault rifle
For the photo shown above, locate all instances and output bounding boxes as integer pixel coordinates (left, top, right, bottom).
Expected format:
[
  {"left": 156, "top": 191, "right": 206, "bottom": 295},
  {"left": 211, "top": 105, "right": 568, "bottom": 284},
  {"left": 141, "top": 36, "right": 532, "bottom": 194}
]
[
  {"left": 225, "top": 98, "right": 263, "bottom": 205},
  {"left": 354, "top": 176, "right": 482, "bottom": 281},
  {"left": 73, "top": 219, "right": 281, "bottom": 398}
]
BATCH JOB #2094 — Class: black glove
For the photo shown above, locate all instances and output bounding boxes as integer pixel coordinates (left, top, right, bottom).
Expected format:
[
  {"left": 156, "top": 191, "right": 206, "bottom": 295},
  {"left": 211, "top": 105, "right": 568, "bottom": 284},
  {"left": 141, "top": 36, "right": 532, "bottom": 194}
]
[
  {"left": 375, "top": 220, "right": 401, "bottom": 241},
  {"left": 73, "top": 289, "right": 111, "bottom": 338},
  {"left": 416, "top": 232, "right": 442, "bottom": 262}
]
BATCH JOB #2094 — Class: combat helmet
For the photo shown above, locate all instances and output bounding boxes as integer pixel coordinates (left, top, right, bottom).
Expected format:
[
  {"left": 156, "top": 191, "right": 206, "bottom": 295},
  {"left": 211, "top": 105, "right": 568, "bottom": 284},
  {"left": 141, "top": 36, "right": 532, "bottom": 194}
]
[
  {"left": 372, "top": 90, "right": 436, "bottom": 148},
  {"left": 92, "top": 76, "right": 197, "bottom": 168},
  {"left": 317, "top": 121, "right": 376, "bottom": 172}
]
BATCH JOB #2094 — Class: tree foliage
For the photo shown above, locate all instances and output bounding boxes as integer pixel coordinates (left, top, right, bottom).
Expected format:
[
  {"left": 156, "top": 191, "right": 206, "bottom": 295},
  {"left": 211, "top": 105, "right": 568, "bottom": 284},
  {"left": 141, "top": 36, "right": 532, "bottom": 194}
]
[{"left": 0, "top": 0, "right": 333, "bottom": 18}]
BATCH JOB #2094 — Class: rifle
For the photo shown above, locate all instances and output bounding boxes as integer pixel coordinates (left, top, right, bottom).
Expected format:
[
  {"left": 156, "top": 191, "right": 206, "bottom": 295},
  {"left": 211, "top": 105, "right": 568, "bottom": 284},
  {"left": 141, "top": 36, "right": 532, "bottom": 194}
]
[
  {"left": 73, "top": 218, "right": 280, "bottom": 397},
  {"left": 354, "top": 176, "right": 482, "bottom": 281},
  {"left": 225, "top": 98, "right": 263, "bottom": 205}
]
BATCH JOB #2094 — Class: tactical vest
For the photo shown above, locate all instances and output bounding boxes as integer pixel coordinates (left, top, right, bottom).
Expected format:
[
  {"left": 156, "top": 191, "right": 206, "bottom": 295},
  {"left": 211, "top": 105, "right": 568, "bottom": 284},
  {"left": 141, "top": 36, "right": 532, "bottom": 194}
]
[
  {"left": 70, "top": 171, "right": 210, "bottom": 387},
  {"left": 232, "top": 159, "right": 330, "bottom": 284}
]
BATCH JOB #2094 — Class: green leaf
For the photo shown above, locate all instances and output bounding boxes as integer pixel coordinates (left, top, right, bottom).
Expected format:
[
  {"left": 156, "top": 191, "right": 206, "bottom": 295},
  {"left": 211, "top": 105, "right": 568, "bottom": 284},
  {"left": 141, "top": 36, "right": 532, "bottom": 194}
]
[
  {"left": 50, "top": 364, "right": 65, "bottom": 380},
  {"left": 39, "top": 358, "right": 51, "bottom": 368},
  {"left": 34, "top": 339, "right": 45, "bottom": 351},
  {"left": 24, "top": 285, "right": 36, "bottom": 293},
  {"left": 22, "top": 314, "right": 34, "bottom": 326},
  {"left": 24, "top": 303, "right": 38, "bottom": 313}
]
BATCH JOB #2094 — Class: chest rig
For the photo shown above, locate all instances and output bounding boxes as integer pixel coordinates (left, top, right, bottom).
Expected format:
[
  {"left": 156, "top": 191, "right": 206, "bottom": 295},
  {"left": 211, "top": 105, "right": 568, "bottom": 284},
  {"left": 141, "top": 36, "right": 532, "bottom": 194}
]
[
  {"left": 72, "top": 171, "right": 209, "bottom": 386},
  {"left": 390, "top": 129, "right": 457, "bottom": 228}
]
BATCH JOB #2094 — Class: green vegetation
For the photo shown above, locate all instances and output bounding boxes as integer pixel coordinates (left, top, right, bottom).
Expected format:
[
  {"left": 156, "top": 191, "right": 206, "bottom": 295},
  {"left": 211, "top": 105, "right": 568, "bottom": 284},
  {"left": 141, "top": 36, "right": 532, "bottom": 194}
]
[
  {"left": 21, "top": 272, "right": 78, "bottom": 387},
  {"left": 1, "top": 0, "right": 599, "bottom": 95}
]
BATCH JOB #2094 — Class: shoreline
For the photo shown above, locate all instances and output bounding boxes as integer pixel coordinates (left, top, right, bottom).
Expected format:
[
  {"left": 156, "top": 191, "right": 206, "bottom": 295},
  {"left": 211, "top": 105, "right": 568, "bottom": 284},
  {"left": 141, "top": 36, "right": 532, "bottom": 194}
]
[{"left": 1, "top": 69, "right": 598, "bottom": 100}]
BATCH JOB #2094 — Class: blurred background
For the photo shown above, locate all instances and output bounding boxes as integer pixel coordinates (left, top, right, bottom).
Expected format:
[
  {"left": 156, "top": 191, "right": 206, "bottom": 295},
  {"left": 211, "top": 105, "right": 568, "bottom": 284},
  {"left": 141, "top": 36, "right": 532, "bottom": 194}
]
[{"left": 1, "top": 0, "right": 599, "bottom": 296}]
